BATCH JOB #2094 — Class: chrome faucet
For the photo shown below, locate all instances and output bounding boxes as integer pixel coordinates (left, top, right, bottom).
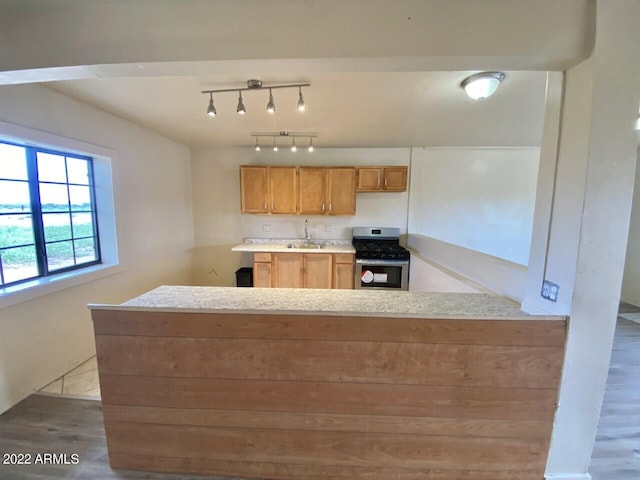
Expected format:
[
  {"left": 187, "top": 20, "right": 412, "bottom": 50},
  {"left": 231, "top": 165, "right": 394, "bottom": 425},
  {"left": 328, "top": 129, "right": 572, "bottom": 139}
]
[{"left": 304, "top": 219, "right": 311, "bottom": 241}]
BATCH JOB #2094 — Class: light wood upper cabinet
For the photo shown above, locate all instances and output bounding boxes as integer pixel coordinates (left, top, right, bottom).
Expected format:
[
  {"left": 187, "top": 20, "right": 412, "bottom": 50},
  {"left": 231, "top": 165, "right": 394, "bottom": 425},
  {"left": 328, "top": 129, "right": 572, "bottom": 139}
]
[
  {"left": 382, "top": 167, "right": 408, "bottom": 191},
  {"left": 298, "top": 167, "right": 356, "bottom": 216},
  {"left": 269, "top": 167, "right": 298, "bottom": 214},
  {"left": 356, "top": 168, "right": 382, "bottom": 191},
  {"left": 327, "top": 168, "right": 356, "bottom": 215},
  {"left": 240, "top": 166, "right": 297, "bottom": 214},
  {"left": 298, "top": 167, "right": 327, "bottom": 215},
  {"left": 240, "top": 166, "right": 268, "bottom": 213},
  {"left": 304, "top": 253, "right": 333, "bottom": 289},
  {"left": 356, "top": 166, "right": 408, "bottom": 192}
]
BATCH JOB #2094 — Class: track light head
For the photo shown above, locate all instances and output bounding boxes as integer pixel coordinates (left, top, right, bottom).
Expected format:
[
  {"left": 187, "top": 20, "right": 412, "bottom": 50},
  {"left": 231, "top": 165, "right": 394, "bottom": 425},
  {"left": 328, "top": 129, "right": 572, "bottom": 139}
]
[
  {"left": 297, "top": 87, "right": 306, "bottom": 111},
  {"left": 207, "top": 94, "right": 216, "bottom": 117},
  {"left": 237, "top": 91, "right": 246, "bottom": 114},
  {"left": 266, "top": 89, "right": 276, "bottom": 114}
]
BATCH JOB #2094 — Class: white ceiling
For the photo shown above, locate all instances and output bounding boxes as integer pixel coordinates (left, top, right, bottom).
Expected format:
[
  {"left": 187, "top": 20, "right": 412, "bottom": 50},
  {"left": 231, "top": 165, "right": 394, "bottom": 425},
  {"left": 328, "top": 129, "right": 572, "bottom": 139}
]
[
  {"left": 46, "top": 70, "right": 548, "bottom": 149},
  {"left": 2, "top": 0, "right": 593, "bottom": 150}
]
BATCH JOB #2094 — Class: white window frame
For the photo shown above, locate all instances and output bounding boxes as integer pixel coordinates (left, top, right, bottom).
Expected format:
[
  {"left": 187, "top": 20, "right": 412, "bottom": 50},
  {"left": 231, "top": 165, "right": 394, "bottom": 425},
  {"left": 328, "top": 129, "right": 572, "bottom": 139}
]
[{"left": 0, "top": 121, "right": 122, "bottom": 310}]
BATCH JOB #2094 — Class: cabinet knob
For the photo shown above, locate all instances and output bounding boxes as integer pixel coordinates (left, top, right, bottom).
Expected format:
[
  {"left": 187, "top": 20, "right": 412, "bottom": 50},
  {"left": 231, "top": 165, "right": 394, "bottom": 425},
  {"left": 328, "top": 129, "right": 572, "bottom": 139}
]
[{"left": 384, "top": 178, "right": 388, "bottom": 187}]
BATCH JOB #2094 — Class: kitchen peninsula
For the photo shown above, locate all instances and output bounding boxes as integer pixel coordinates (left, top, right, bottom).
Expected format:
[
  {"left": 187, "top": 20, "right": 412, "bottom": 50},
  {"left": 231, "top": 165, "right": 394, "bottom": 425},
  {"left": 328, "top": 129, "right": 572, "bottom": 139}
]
[{"left": 89, "top": 286, "right": 567, "bottom": 480}]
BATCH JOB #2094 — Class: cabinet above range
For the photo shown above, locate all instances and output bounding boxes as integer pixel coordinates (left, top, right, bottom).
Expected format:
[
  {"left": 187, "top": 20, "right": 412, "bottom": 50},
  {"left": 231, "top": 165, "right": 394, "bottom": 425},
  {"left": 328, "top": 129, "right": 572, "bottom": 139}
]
[
  {"left": 356, "top": 166, "right": 408, "bottom": 192},
  {"left": 239, "top": 165, "right": 407, "bottom": 215}
]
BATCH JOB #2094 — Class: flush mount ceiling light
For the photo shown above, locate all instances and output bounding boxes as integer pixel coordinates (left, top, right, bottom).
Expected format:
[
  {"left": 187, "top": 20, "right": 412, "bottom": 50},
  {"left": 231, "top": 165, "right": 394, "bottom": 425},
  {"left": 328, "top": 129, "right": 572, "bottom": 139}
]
[
  {"left": 252, "top": 131, "right": 317, "bottom": 153},
  {"left": 460, "top": 72, "right": 505, "bottom": 100},
  {"left": 202, "top": 79, "right": 310, "bottom": 116}
]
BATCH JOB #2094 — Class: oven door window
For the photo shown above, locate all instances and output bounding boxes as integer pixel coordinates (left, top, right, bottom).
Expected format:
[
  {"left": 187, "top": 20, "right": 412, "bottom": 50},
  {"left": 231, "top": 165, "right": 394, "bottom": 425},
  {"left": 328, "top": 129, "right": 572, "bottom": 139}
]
[{"left": 359, "top": 264, "right": 404, "bottom": 289}]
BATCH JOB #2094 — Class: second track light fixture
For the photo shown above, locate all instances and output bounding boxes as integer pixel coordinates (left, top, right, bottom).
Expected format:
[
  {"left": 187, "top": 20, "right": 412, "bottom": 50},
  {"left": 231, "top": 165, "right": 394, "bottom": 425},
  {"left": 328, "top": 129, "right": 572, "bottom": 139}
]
[
  {"left": 202, "top": 79, "right": 310, "bottom": 117},
  {"left": 252, "top": 131, "right": 317, "bottom": 153}
]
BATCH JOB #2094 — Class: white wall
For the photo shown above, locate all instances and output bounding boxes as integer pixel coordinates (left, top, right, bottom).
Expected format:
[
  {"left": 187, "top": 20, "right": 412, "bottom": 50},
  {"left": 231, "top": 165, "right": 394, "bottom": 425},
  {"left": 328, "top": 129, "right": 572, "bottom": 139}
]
[
  {"left": 409, "top": 147, "right": 540, "bottom": 266},
  {"left": 190, "top": 147, "right": 410, "bottom": 287},
  {"left": 0, "top": 84, "right": 194, "bottom": 414},
  {"left": 621, "top": 147, "right": 640, "bottom": 306},
  {"left": 407, "top": 234, "right": 527, "bottom": 300},
  {"left": 408, "top": 251, "right": 483, "bottom": 294},
  {"left": 541, "top": 2, "right": 640, "bottom": 477},
  {"left": 406, "top": 146, "right": 539, "bottom": 301}
]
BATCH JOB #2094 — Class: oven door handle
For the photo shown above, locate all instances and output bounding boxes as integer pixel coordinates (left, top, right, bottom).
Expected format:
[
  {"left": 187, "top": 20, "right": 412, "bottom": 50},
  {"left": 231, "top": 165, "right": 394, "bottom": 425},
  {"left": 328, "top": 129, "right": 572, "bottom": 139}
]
[{"left": 355, "top": 259, "right": 410, "bottom": 266}]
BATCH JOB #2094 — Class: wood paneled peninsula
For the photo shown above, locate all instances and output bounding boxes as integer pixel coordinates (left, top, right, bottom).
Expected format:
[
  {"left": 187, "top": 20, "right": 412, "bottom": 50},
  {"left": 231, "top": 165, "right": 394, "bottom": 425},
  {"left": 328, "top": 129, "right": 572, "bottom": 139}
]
[{"left": 89, "top": 286, "right": 567, "bottom": 480}]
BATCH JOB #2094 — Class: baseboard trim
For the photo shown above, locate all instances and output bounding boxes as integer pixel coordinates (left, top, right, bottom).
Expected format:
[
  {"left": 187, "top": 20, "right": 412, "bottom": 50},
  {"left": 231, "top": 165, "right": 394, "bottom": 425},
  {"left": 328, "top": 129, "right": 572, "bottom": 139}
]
[{"left": 545, "top": 474, "right": 592, "bottom": 480}]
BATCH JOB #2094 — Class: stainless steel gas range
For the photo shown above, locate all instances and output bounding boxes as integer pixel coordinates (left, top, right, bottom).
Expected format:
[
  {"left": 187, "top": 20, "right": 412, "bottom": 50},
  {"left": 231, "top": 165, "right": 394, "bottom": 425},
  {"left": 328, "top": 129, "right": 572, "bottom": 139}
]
[{"left": 352, "top": 227, "right": 410, "bottom": 291}]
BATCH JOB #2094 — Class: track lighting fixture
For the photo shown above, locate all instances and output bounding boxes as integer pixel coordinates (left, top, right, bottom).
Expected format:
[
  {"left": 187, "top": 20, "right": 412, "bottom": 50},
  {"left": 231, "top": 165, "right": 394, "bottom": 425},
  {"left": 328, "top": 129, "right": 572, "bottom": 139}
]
[
  {"left": 460, "top": 72, "right": 505, "bottom": 100},
  {"left": 236, "top": 91, "right": 246, "bottom": 115},
  {"left": 297, "top": 86, "right": 306, "bottom": 111},
  {"left": 266, "top": 89, "right": 276, "bottom": 114},
  {"left": 206, "top": 93, "right": 216, "bottom": 117},
  {"left": 202, "top": 79, "right": 310, "bottom": 117},
  {"left": 252, "top": 131, "right": 317, "bottom": 153}
]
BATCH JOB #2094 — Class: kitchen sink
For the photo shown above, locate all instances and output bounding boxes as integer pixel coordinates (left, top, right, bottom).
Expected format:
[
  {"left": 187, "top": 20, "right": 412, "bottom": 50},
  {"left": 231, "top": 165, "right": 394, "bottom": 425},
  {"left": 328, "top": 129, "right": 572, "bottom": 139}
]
[{"left": 286, "top": 242, "right": 324, "bottom": 249}]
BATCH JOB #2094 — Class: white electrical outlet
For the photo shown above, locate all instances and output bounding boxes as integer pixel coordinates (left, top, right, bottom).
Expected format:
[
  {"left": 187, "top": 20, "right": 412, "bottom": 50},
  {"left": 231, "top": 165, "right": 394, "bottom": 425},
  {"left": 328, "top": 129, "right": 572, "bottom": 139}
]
[
  {"left": 541, "top": 280, "right": 559, "bottom": 302},
  {"left": 262, "top": 224, "right": 270, "bottom": 232},
  {"left": 326, "top": 225, "right": 333, "bottom": 233}
]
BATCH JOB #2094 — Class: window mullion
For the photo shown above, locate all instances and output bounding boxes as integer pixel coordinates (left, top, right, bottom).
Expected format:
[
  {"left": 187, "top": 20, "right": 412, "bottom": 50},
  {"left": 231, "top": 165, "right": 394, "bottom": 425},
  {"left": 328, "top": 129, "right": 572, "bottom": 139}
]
[
  {"left": 88, "top": 159, "right": 101, "bottom": 261},
  {"left": 25, "top": 148, "right": 47, "bottom": 276}
]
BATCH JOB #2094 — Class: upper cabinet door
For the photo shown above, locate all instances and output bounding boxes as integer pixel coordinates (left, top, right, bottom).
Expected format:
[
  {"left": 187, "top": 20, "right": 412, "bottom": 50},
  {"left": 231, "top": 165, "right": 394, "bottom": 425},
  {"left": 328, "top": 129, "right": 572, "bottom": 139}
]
[
  {"left": 269, "top": 167, "right": 298, "bottom": 214},
  {"left": 327, "top": 168, "right": 356, "bottom": 215},
  {"left": 240, "top": 166, "right": 268, "bottom": 213},
  {"left": 298, "top": 167, "right": 327, "bottom": 215},
  {"left": 383, "top": 167, "right": 408, "bottom": 191},
  {"left": 356, "top": 167, "right": 382, "bottom": 191}
]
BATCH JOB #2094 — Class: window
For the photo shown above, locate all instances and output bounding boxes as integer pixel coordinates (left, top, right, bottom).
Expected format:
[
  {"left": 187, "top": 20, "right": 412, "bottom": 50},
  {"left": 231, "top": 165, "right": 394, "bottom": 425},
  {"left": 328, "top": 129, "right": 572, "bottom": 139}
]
[{"left": 0, "top": 141, "right": 100, "bottom": 287}]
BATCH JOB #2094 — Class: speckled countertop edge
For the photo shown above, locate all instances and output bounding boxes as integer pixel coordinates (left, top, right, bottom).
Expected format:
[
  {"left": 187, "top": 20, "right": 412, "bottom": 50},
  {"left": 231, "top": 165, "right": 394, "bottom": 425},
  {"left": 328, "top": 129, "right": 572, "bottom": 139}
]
[
  {"left": 88, "top": 285, "right": 566, "bottom": 321},
  {"left": 232, "top": 241, "right": 355, "bottom": 254}
]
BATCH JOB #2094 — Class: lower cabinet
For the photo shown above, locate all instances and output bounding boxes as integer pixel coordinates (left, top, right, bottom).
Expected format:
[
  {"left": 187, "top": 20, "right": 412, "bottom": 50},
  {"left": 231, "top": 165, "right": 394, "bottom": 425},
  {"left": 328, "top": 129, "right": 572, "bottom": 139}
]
[
  {"left": 273, "top": 253, "right": 304, "bottom": 288},
  {"left": 253, "top": 253, "right": 272, "bottom": 287},
  {"left": 333, "top": 253, "right": 355, "bottom": 289},
  {"left": 253, "top": 252, "right": 354, "bottom": 289},
  {"left": 304, "top": 253, "right": 333, "bottom": 289}
]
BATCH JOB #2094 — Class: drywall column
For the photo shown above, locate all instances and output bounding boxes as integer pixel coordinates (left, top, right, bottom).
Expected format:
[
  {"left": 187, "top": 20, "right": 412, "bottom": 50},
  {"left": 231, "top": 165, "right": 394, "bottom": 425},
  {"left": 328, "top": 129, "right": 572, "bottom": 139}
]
[
  {"left": 621, "top": 146, "right": 640, "bottom": 305},
  {"left": 543, "top": 1, "right": 640, "bottom": 479}
]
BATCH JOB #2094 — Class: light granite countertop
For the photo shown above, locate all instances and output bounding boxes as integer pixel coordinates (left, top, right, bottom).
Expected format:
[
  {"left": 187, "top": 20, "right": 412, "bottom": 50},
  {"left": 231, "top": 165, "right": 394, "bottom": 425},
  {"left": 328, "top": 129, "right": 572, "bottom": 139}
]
[
  {"left": 232, "top": 238, "right": 355, "bottom": 254},
  {"left": 89, "top": 285, "right": 564, "bottom": 320}
]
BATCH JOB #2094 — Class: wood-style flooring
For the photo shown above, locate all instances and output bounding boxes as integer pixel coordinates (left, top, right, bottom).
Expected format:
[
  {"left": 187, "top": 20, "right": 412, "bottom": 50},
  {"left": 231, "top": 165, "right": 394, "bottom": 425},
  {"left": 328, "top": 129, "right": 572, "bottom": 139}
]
[
  {"left": 0, "top": 316, "right": 638, "bottom": 480},
  {"left": 588, "top": 316, "right": 640, "bottom": 480}
]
